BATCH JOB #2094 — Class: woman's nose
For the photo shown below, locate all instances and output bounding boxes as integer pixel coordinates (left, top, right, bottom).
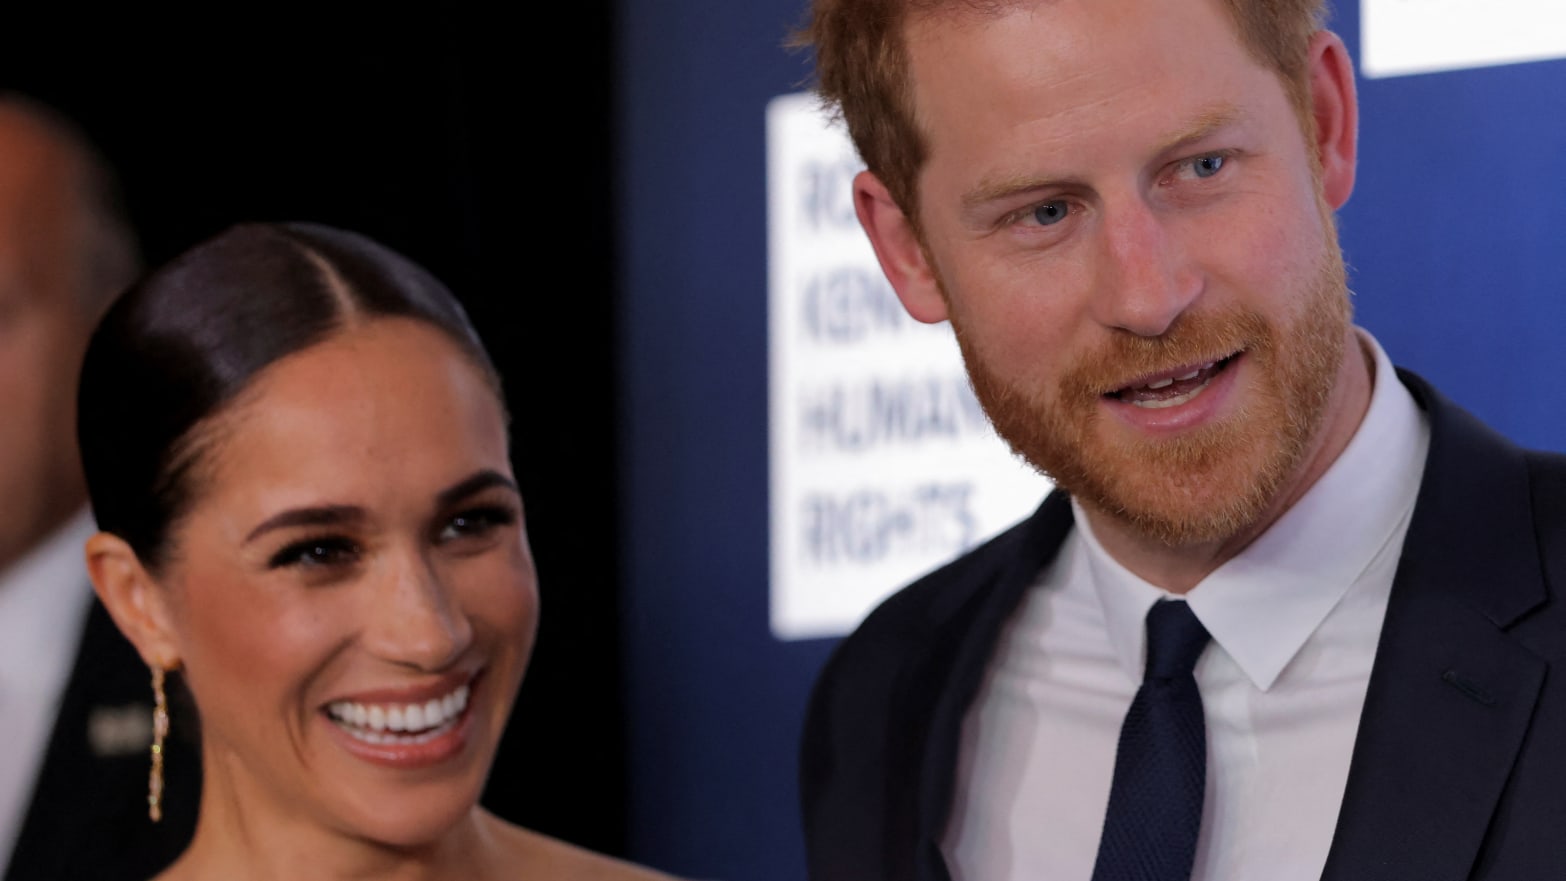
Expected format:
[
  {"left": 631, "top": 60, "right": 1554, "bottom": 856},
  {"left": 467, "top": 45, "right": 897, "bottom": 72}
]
[{"left": 363, "top": 551, "right": 474, "bottom": 671}]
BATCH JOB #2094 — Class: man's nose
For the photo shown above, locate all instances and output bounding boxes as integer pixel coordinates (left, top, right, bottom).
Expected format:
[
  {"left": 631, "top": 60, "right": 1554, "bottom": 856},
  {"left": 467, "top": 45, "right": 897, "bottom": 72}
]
[
  {"left": 364, "top": 551, "right": 474, "bottom": 671},
  {"left": 1089, "top": 200, "right": 1203, "bottom": 337}
]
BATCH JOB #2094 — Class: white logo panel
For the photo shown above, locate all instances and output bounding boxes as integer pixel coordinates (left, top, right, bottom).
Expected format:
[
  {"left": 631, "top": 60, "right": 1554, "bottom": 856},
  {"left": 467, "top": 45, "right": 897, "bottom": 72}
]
[
  {"left": 1363, "top": 0, "right": 1566, "bottom": 78},
  {"left": 766, "top": 93, "right": 1051, "bottom": 641}
]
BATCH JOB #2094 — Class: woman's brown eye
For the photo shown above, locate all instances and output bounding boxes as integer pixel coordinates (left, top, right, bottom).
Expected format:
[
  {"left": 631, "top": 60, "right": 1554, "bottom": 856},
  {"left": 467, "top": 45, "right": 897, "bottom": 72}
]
[
  {"left": 437, "top": 506, "right": 517, "bottom": 543},
  {"left": 268, "top": 537, "right": 358, "bottom": 569}
]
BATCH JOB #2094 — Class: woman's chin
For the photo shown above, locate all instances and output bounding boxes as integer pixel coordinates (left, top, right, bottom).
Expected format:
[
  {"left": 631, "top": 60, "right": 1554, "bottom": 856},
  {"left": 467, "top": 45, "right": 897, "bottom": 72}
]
[
  {"left": 312, "top": 732, "right": 494, "bottom": 851},
  {"left": 336, "top": 792, "right": 484, "bottom": 852}
]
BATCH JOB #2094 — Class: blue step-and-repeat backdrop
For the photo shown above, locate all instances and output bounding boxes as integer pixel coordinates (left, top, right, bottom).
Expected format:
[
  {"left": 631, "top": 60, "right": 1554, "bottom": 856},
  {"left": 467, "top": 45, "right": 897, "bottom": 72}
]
[{"left": 616, "top": 2, "right": 1566, "bottom": 877}]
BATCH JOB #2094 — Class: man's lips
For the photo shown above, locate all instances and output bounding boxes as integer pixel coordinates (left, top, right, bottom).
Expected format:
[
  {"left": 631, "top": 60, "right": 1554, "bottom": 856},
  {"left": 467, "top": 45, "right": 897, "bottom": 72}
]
[{"left": 1106, "top": 352, "right": 1241, "bottom": 409}]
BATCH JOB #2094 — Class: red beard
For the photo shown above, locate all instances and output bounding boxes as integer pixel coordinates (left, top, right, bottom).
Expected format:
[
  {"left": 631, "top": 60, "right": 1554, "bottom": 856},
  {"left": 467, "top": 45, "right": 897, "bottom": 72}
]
[{"left": 957, "top": 245, "right": 1351, "bottom": 547}]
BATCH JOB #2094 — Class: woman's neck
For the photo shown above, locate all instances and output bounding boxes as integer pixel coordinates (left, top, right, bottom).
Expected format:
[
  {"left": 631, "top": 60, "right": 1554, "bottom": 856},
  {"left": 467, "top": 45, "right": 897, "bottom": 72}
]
[{"left": 156, "top": 757, "right": 507, "bottom": 881}]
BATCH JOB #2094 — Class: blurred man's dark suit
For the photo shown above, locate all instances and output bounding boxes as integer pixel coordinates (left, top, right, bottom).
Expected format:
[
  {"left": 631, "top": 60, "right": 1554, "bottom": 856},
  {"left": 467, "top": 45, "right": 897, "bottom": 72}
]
[
  {"left": 4, "top": 600, "right": 198, "bottom": 881},
  {"left": 801, "top": 371, "right": 1566, "bottom": 881}
]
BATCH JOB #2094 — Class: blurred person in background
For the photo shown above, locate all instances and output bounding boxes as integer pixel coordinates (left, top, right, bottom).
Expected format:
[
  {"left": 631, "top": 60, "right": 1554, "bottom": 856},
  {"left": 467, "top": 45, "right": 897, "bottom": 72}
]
[{"left": 0, "top": 94, "right": 200, "bottom": 880}]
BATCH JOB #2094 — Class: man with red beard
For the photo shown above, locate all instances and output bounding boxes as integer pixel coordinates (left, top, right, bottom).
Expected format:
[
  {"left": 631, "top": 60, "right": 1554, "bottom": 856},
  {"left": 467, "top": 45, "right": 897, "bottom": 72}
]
[{"left": 797, "top": 1, "right": 1566, "bottom": 880}]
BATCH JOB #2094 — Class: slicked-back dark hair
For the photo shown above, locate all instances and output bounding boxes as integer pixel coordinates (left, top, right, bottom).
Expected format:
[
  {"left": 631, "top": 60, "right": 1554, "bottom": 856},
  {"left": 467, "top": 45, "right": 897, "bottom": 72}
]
[{"left": 77, "top": 222, "right": 502, "bottom": 571}]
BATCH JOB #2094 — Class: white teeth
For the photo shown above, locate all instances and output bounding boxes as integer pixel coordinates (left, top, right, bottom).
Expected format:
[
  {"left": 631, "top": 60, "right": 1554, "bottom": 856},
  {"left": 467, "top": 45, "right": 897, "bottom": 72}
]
[
  {"left": 1133, "top": 383, "right": 1208, "bottom": 409},
  {"left": 341, "top": 721, "right": 455, "bottom": 746},
  {"left": 327, "top": 683, "right": 473, "bottom": 738},
  {"left": 1131, "top": 361, "right": 1220, "bottom": 397}
]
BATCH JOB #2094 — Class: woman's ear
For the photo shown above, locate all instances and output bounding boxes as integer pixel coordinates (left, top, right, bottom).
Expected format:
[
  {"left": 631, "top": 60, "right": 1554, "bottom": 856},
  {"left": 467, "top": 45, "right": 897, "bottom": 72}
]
[{"left": 85, "top": 532, "right": 182, "bottom": 670}]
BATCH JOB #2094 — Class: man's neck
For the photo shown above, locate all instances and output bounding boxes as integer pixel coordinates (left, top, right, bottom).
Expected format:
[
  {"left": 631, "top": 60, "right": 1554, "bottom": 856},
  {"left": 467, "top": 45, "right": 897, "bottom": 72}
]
[{"left": 1084, "top": 330, "right": 1377, "bottom": 594}]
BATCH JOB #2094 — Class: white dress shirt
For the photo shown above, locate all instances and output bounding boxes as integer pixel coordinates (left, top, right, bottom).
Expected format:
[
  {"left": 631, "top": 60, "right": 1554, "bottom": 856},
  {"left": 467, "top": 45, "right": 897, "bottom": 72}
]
[
  {"left": 944, "top": 333, "right": 1430, "bottom": 881},
  {"left": 0, "top": 510, "right": 96, "bottom": 870}
]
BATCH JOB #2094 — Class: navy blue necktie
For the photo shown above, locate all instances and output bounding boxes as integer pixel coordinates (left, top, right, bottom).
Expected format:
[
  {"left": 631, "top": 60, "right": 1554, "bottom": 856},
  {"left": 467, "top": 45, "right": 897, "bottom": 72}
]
[{"left": 1090, "top": 599, "right": 1212, "bottom": 881}]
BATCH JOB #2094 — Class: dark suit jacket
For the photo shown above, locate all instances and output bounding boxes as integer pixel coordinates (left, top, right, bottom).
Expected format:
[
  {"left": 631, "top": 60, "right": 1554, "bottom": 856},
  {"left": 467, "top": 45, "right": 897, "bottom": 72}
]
[
  {"left": 5, "top": 598, "right": 199, "bottom": 881},
  {"left": 801, "top": 370, "right": 1566, "bottom": 881}
]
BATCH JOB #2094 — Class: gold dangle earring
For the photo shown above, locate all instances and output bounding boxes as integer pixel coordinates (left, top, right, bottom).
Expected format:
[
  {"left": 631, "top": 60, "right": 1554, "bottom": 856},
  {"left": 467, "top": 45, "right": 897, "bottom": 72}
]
[{"left": 149, "top": 666, "right": 168, "bottom": 822}]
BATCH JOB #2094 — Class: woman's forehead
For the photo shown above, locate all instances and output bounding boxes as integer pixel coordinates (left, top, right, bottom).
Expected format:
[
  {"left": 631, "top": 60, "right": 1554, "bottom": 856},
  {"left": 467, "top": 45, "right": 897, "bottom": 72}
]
[{"left": 190, "top": 319, "right": 512, "bottom": 516}]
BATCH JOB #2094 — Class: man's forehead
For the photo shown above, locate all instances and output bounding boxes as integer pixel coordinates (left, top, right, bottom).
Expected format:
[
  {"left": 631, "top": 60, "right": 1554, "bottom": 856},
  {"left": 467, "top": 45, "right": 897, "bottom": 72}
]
[
  {"left": 903, "top": 0, "right": 1248, "bottom": 68},
  {"left": 901, "top": 0, "right": 1279, "bottom": 129},
  {"left": 902, "top": 0, "right": 1047, "bottom": 53},
  {"left": 898, "top": 0, "right": 1314, "bottom": 217},
  {"left": 0, "top": 103, "right": 78, "bottom": 173},
  {"left": 0, "top": 108, "right": 85, "bottom": 306},
  {"left": 0, "top": 109, "right": 77, "bottom": 218},
  {"left": 904, "top": 0, "right": 1240, "bottom": 112}
]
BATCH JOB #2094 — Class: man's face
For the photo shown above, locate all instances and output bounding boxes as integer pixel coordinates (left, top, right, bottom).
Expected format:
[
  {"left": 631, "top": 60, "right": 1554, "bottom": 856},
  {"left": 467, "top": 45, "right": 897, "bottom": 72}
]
[
  {"left": 0, "top": 112, "right": 94, "bottom": 570},
  {"left": 869, "top": 0, "right": 1358, "bottom": 547}
]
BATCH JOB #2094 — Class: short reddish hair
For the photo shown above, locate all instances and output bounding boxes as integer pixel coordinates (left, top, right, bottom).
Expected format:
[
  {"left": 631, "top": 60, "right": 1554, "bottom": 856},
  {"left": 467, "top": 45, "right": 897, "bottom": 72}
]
[{"left": 802, "top": 0, "right": 1327, "bottom": 221}]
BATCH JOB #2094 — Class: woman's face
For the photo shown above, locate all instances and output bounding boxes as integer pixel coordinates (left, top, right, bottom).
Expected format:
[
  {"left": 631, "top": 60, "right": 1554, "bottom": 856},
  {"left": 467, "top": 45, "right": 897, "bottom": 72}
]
[{"left": 155, "top": 317, "right": 535, "bottom": 847}]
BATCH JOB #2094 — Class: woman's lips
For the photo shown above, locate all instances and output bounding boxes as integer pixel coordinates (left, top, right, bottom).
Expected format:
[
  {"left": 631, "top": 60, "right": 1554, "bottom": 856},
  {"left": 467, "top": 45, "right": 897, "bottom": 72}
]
[
  {"left": 321, "top": 674, "right": 481, "bottom": 768},
  {"left": 326, "top": 682, "right": 471, "bottom": 740}
]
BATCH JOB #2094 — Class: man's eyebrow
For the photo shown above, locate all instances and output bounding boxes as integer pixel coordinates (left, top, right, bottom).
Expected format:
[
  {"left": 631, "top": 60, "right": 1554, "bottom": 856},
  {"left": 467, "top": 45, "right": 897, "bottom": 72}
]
[
  {"left": 1153, "top": 103, "right": 1246, "bottom": 157},
  {"left": 961, "top": 170, "right": 1085, "bottom": 215},
  {"left": 244, "top": 505, "right": 365, "bottom": 544},
  {"left": 959, "top": 103, "right": 1248, "bottom": 215}
]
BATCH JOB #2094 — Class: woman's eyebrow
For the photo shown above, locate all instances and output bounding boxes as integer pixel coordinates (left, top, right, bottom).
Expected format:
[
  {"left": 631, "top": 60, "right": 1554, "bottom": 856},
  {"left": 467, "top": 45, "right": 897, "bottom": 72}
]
[
  {"left": 436, "top": 470, "right": 520, "bottom": 508},
  {"left": 241, "top": 472, "right": 518, "bottom": 544},
  {"left": 244, "top": 505, "right": 365, "bottom": 544}
]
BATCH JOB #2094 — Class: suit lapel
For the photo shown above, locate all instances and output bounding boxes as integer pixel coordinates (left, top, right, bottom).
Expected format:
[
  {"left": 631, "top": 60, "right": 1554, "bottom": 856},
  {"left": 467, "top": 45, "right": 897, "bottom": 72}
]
[
  {"left": 1321, "top": 372, "right": 1548, "bottom": 881},
  {"left": 914, "top": 493, "right": 1076, "bottom": 881},
  {"left": 6, "top": 599, "right": 198, "bottom": 881}
]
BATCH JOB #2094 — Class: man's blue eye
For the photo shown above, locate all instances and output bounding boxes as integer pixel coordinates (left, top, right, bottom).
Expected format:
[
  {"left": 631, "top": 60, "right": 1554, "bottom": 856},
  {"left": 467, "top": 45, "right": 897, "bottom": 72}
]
[
  {"left": 1192, "top": 155, "right": 1225, "bottom": 178},
  {"left": 1032, "top": 200, "right": 1069, "bottom": 226}
]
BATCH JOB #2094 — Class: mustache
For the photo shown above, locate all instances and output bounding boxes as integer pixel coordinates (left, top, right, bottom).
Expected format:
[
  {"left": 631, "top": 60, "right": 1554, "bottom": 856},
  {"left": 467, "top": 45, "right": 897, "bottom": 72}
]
[{"left": 1061, "top": 309, "right": 1274, "bottom": 399}]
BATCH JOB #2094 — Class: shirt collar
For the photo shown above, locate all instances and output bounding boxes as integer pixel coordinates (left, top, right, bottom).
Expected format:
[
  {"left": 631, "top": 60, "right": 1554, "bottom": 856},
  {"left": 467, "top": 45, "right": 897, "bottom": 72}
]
[
  {"left": 1078, "top": 330, "right": 1430, "bottom": 690},
  {"left": 0, "top": 509, "right": 97, "bottom": 697}
]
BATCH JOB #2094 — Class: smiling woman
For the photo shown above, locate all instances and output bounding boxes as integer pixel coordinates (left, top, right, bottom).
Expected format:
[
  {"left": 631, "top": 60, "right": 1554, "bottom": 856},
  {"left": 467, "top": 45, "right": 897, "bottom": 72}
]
[{"left": 75, "top": 224, "right": 672, "bottom": 881}]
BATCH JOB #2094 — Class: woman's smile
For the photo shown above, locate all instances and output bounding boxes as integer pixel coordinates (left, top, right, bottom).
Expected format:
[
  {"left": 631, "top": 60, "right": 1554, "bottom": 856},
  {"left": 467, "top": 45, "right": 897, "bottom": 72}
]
[{"left": 323, "top": 672, "right": 480, "bottom": 768}]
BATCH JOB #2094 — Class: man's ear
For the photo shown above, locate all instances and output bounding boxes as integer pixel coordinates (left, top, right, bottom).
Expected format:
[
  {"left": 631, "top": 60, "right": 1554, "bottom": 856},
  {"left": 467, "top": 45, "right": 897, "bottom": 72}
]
[
  {"left": 1306, "top": 30, "right": 1359, "bottom": 209},
  {"left": 853, "top": 170, "right": 950, "bottom": 324},
  {"left": 86, "top": 532, "right": 182, "bottom": 671}
]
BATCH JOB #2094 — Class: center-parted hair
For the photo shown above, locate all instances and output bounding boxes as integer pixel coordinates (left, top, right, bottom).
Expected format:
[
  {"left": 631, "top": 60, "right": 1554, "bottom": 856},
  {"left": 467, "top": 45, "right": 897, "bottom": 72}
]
[{"left": 77, "top": 223, "right": 502, "bottom": 572}]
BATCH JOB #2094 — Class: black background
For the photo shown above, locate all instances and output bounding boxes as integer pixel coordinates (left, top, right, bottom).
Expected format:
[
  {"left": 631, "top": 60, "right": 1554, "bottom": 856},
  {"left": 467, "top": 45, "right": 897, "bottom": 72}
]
[{"left": 11, "top": 11, "right": 627, "bottom": 856}]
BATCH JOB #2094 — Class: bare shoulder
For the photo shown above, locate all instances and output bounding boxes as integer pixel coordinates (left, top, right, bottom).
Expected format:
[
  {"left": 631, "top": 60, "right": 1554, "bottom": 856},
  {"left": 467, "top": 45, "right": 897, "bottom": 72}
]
[{"left": 487, "top": 817, "right": 683, "bottom": 881}]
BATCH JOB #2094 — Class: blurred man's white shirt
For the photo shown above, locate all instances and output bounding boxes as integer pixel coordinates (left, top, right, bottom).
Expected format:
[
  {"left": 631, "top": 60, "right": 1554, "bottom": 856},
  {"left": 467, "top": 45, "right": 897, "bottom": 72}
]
[{"left": 0, "top": 509, "right": 95, "bottom": 868}]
